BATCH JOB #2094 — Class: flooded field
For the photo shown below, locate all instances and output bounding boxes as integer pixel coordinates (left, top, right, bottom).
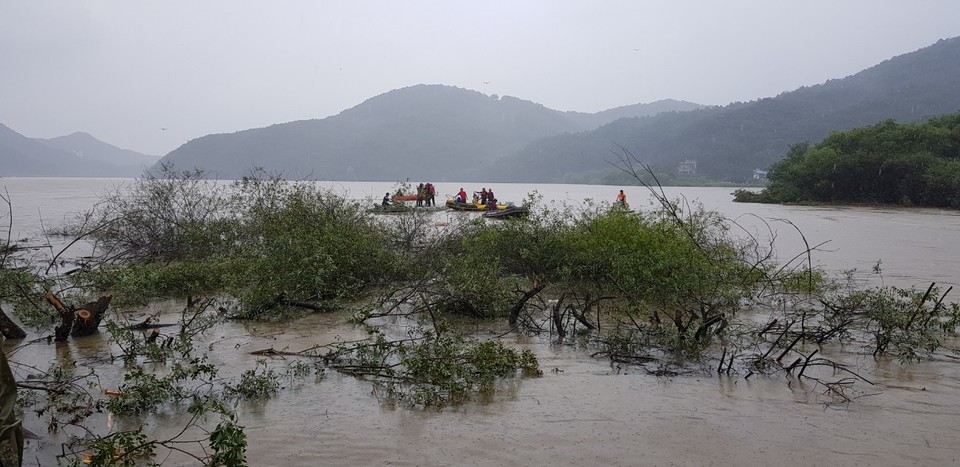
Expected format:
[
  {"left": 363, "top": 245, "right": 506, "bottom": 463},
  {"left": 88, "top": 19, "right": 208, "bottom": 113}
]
[{"left": 3, "top": 178, "right": 960, "bottom": 465}]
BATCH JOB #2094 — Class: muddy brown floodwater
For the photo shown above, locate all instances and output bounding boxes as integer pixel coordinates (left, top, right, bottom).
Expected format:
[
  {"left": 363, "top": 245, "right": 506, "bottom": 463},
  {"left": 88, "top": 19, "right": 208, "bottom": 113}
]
[
  {"left": 12, "top": 306, "right": 960, "bottom": 466},
  {"left": 3, "top": 178, "right": 960, "bottom": 465}
]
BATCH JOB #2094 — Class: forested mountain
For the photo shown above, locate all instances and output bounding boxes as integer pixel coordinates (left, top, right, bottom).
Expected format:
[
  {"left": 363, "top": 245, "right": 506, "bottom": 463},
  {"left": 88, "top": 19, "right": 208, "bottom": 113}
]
[
  {"left": 157, "top": 84, "right": 699, "bottom": 181},
  {"left": 492, "top": 36, "right": 960, "bottom": 183},
  {"left": 0, "top": 124, "right": 149, "bottom": 177}
]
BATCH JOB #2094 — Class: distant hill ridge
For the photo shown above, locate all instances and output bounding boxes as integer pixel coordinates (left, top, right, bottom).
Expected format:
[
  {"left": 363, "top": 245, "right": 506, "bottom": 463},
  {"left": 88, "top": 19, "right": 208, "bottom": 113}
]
[
  {"left": 157, "top": 84, "right": 702, "bottom": 181},
  {"left": 0, "top": 124, "right": 156, "bottom": 177},
  {"left": 39, "top": 132, "right": 160, "bottom": 168},
  {"left": 493, "top": 36, "right": 960, "bottom": 183}
]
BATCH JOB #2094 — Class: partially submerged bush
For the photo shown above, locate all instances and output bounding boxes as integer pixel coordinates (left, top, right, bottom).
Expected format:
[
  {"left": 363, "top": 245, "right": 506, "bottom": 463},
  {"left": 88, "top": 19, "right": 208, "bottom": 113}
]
[
  {"left": 92, "top": 164, "right": 234, "bottom": 263},
  {"left": 817, "top": 282, "right": 960, "bottom": 361},
  {"left": 421, "top": 197, "right": 778, "bottom": 343},
  {"left": 83, "top": 168, "right": 400, "bottom": 315},
  {"left": 327, "top": 328, "right": 541, "bottom": 408}
]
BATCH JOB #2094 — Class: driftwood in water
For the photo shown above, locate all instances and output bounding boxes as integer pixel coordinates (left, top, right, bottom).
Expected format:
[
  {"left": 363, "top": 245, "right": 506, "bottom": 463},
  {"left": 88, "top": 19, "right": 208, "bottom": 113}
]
[
  {"left": 125, "top": 317, "right": 178, "bottom": 330},
  {"left": 249, "top": 347, "right": 335, "bottom": 362},
  {"left": 0, "top": 306, "right": 26, "bottom": 339},
  {"left": 45, "top": 292, "right": 112, "bottom": 341}
]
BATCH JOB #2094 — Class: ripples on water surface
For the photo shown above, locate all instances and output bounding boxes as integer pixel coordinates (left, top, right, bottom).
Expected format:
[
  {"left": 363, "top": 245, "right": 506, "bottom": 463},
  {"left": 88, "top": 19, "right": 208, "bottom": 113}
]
[{"left": 3, "top": 177, "right": 960, "bottom": 465}]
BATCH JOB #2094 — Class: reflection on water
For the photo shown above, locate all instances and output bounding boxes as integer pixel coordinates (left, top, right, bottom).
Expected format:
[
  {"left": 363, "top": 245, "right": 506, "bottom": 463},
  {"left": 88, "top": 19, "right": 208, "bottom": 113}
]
[{"left": 3, "top": 177, "right": 960, "bottom": 465}]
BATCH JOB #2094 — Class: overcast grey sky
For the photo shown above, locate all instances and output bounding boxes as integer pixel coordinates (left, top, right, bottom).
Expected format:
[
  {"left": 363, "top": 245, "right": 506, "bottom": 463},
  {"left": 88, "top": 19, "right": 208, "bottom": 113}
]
[{"left": 2, "top": 1, "right": 959, "bottom": 156}]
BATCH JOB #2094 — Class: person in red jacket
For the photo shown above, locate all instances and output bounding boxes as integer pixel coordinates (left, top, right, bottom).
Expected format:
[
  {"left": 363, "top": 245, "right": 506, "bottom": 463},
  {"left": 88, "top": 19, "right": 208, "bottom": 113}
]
[{"left": 456, "top": 188, "right": 468, "bottom": 203}]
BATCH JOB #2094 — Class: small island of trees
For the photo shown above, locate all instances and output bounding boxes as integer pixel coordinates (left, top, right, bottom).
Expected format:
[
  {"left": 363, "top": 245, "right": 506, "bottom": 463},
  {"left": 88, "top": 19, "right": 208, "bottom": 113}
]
[{"left": 735, "top": 112, "right": 960, "bottom": 208}]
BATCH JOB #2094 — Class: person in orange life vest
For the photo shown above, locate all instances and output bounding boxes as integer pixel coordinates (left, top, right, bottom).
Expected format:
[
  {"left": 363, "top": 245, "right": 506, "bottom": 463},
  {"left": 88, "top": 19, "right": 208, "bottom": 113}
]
[{"left": 616, "top": 190, "right": 629, "bottom": 208}]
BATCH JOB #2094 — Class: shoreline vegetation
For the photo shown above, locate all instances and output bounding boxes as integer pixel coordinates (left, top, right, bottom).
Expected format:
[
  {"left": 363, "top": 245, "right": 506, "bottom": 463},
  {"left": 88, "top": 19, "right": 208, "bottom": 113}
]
[
  {"left": 734, "top": 112, "right": 960, "bottom": 208},
  {"left": 2, "top": 157, "right": 959, "bottom": 465}
]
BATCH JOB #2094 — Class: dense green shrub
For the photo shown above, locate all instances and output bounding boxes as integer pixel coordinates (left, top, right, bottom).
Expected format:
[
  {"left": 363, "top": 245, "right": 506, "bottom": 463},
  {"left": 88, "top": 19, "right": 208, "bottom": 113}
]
[
  {"left": 84, "top": 170, "right": 400, "bottom": 315},
  {"left": 736, "top": 113, "right": 960, "bottom": 207}
]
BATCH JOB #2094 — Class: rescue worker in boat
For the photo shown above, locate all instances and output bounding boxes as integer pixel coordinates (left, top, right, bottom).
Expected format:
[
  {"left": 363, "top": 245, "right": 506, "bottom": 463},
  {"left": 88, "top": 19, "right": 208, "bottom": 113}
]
[
  {"left": 480, "top": 188, "right": 488, "bottom": 205},
  {"left": 472, "top": 192, "right": 480, "bottom": 204},
  {"left": 456, "top": 188, "right": 468, "bottom": 203},
  {"left": 487, "top": 188, "right": 495, "bottom": 203},
  {"left": 382, "top": 192, "right": 391, "bottom": 206},
  {"left": 486, "top": 198, "right": 498, "bottom": 211},
  {"left": 616, "top": 189, "right": 628, "bottom": 208}
]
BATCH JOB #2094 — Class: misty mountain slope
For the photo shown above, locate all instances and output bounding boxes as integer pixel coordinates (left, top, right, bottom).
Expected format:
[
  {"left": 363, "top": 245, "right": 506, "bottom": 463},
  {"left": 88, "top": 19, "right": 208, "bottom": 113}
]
[
  {"left": 494, "top": 36, "right": 960, "bottom": 183},
  {"left": 156, "top": 84, "right": 702, "bottom": 181},
  {"left": 159, "top": 85, "right": 576, "bottom": 180},
  {"left": 38, "top": 132, "right": 160, "bottom": 169},
  {"left": 0, "top": 124, "right": 133, "bottom": 177},
  {"left": 562, "top": 99, "right": 704, "bottom": 129}
]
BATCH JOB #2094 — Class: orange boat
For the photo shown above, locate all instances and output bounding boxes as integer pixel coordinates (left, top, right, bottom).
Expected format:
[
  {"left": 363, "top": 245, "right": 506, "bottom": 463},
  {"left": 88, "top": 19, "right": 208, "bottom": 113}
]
[{"left": 391, "top": 194, "right": 419, "bottom": 202}]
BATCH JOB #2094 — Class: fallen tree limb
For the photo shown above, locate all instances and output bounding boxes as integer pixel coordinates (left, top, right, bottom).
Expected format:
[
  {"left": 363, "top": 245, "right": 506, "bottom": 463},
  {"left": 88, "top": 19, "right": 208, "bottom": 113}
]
[
  {"left": 509, "top": 283, "right": 546, "bottom": 326},
  {"left": 0, "top": 305, "right": 26, "bottom": 339},
  {"left": 125, "top": 318, "right": 178, "bottom": 331}
]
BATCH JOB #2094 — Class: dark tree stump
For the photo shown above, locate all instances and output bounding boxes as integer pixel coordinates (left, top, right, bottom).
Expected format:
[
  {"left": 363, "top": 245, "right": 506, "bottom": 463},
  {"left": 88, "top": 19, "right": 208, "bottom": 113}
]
[
  {"left": 71, "top": 295, "right": 111, "bottom": 337},
  {"left": 46, "top": 292, "right": 112, "bottom": 341}
]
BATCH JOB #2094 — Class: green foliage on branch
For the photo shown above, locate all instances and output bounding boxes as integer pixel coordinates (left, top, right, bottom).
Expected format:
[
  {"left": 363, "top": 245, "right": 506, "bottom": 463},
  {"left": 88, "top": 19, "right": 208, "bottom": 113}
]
[
  {"left": 819, "top": 283, "right": 960, "bottom": 362},
  {"left": 208, "top": 414, "right": 248, "bottom": 467},
  {"left": 70, "top": 428, "right": 155, "bottom": 467},
  {"left": 329, "top": 328, "right": 541, "bottom": 408},
  {"left": 106, "top": 359, "right": 218, "bottom": 415},
  {"left": 225, "top": 361, "right": 280, "bottom": 400}
]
